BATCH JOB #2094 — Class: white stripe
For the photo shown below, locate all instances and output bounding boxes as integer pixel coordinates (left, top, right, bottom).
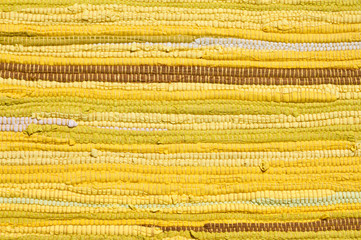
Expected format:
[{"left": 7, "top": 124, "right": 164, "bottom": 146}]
[
  {"left": 193, "top": 38, "right": 361, "bottom": 51},
  {"left": 93, "top": 38, "right": 361, "bottom": 51},
  {"left": 0, "top": 117, "right": 77, "bottom": 132},
  {"left": 3, "top": 39, "right": 361, "bottom": 53},
  {"left": 0, "top": 117, "right": 166, "bottom": 132}
]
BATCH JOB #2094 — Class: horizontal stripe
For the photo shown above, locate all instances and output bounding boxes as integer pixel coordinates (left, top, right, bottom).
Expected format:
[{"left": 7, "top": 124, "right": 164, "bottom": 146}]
[
  {"left": 5, "top": 215, "right": 360, "bottom": 229},
  {"left": 0, "top": 161, "right": 359, "bottom": 176},
  {"left": 0, "top": 124, "right": 164, "bottom": 132},
  {"left": 2, "top": 180, "right": 359, "bottom": 195},
  {"left": 0, "top": 184, "right": 358, "bottom": 202},
  {"left": 0, "top": 224, "right": 162, "bottom": 236},
  {"left": 2, "top": 209, "right": 361, "bottom": 223},
  {"left": 1, "top": 25, "right": 361, "bottom": 43},
  {"left": 2, "top": 119, "right": 358, "bottom": 131},
  {"left": 152, "top": 218, "right": 361, "bottom": 232},
  {"left": 0, "top": 218, "right": 359, "bottom": 232},
  {"left": 0, "top": 202, "right": 360, "bottom": 214},
  {"left": 1, "top": 11, "right": 360, "bottom": 30},
  {"left": 0, "top": 36, "right": 199, "bottom": 46},
  {"left": 0, "top": 85, "right": 339, "bottom": 103},
  {"left": 2, "top": 64, "right": 361, "bottom": 77},
  {"left": 1, "top": 55, "right": 360, "bottom": 68},
  {"left": 1, "top": 231, "right": 361, "bottom": 240},
  {"left": 3, "top": 98, "right": 361, "bottom": 117},
  {"left": 29, "top": 111, "right": 361, "bottom": 124},
  {"left": 3, "top": 71, "right": 361, "bottom": 85},
  {"left": 1, "top": 194, "right": 360, "bottom": 208},
  {"left": 2, "top": 6, "right": 359, "bottom": 19},
  {"left": 0, "top": 110, "right": 358, "bottom": 131},
  {"left": 68, "top": 118, "right": 361, "bottom": 130},
  {"left": 2, "top": 125, "right": 358, "bottom": 145},
  {"left": 0, "top": 140, "right": 352, "bottom": 153},
  {"left": 0, "top": 0, "right": 360, "bottom": 12},
  {"left": 0, "top": 187, "right": 352, "bottom": 204},
  {"left": 3, "top": 81, "right": 347, "bottom": 92},
  {"left": 2, "top": 48, "right": 361, "bottom": 63},
  {"left": 3, "top": 40, "right": 361, "bottom": 53},
  {"left": 0, "top": 150, "right": 358, "bottom": 167}
]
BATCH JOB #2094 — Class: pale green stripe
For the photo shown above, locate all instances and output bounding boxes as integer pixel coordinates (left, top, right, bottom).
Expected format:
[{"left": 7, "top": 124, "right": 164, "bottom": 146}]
[
  {"left": 1, "top": 98, "right": 361, "bottom": 117},
  {"left": 20, "top": 124, "right": 358, "bottom": 144}
]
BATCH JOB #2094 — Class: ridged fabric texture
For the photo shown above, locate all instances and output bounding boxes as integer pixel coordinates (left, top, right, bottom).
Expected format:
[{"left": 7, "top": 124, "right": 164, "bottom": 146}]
[{"left": 1, "top": 1, "right": 361, "bottom": 239}]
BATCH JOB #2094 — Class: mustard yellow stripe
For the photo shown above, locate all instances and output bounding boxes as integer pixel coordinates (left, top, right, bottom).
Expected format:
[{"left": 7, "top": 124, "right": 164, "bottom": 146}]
[
  {"left": 59, "top": 181, "right": 361, "bottom": 195},
  {"left": 1, "top": 24, "right": 361, "bottom": 43},
  {"left": 0, "top": 218, "right": 247, "bottom": 228},
  {"left": 0, "top": 84, "right": 338, "bottom": 103},
  {"left": 0, "top": 169, "right": 359, "bottom": 186},
  {"left": 1, "top": 180, "right": 360, "bottom": 196},
  {"left": 0, "top": 141, "right": 352, "bottom": 153},
  {"left": 0, "top": 161, "right": 359, "bottom": 176},
  {"left": 3, "top": 97, "right": 359, "bottom": 118},
  {"left": 54, "top": 117, "right": 361, "bottom": 130},
  {"left": 0, "top": 187, "right": 344, "bottom": 205},
  {"left": 0, "top": 217, "right": 352, "bottom": 229},
  {"left": 2, "top": 49, "right": 361, "bottom": 66},
  {"left": 3, "top": 45, "right": 361, "bottom": 63},
  {"left": 4, "top": 7, "right": 361, "bottom": 26},
  {"left": 0, "top": 202, "right": 360, "bottom": 214},
  {"left": 0, "top": 15, "right": 359, "bottom": 33},
  {"left": 1, "top": 124, "right": 357, "bottom": 145},
  {"left": 3, "top": 77, "right": 361, "bottom": 102},
  {"left": 2, "top": 209, "right": 361, "bottom": 223},
  {"left": 2, "top": 54, "right": 360, "bottom": 68},
  {"left": 30, "top": 110, "right": 361, "bottom": 125},
  {"left": 0, "top": 79, "right": 361, "bottom": 102}
]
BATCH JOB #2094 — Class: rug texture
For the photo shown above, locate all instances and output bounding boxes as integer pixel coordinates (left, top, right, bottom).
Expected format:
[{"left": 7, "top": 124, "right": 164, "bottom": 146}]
[{"left": 0, "top": 0, "right": 361, "bottom": 239}]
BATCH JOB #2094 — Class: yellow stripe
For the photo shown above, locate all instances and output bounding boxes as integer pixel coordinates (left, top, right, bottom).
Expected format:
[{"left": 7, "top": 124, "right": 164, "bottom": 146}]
[
  {"left": 0, "top": 140, "right": 353, "bottom": 153},
  {"left": 2, "top": 54, "right": 360, "bottom": 68},
  {"left": 1, "top": 24, "right": 361, "bottom": 39},
  {"left": 0, "top": 224, "right": 162, "bottom": 236},
  {"left": 0, "top": 187, "right": 341, "bottom": 204},
  {"left": 2, "top": 209, "right": 361, "bottom": 222},
  {"left": 29, "top": 110, "right": 361, "bottom": 124},
  {"left": 0, "top": 202, "right": 360, "bottom": 214},
  {"left": 0, "top": 161, "right": 359, "bottom": 175},
  {"left": 2, "top": 8, "right": 360, "bottom": 27},
  {"left": 0, "top": 151, "right": 358, "bottom": 167},
  {"left": 4, "top": 46, "right": 361, "bottom": 62},
  {"left": 0, "top": 181, "right": 359, "bottom": 195},
  {"left": 0, "top": 84, "right": 338, "bottom": 103}
]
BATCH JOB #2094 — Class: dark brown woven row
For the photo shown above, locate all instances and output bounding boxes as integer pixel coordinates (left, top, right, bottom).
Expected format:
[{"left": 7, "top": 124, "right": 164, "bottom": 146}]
[
  {"left": 1, "top": 63, "right": 361, "bottom": 78},
  {"left": 144, "top": 218, "right": 361, "bottom": 232},
  {"left": 2, "top": 70, "right": 361, "bottom": 85}
]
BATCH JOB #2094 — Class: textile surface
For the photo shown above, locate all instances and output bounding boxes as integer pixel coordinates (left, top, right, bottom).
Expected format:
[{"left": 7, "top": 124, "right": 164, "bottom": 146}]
[{"left": 0, "top": 0, "right": 361, "bottom": 239}]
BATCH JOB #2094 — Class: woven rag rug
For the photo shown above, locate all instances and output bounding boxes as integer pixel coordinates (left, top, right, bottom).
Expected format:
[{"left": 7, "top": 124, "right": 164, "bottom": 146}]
[{"left": 1, "top": 0, "right": 361, "bottom": 239}]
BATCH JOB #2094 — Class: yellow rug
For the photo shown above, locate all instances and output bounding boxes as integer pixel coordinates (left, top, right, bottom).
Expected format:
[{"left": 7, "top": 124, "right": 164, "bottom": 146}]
[{"left": 0, "top": 0, "right": 361, "bottom": 239}]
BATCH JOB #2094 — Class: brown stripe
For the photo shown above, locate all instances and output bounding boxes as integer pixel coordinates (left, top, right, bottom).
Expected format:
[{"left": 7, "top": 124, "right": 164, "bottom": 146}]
[
  {"left": 144, "top": 218, "right": 361, "bottom": 232},
  {"left": 1, "top": 63, "right": 361, "bottom": 78},
  {"left": 2, "top": 70, "right": 361, "bottom": 85}
]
